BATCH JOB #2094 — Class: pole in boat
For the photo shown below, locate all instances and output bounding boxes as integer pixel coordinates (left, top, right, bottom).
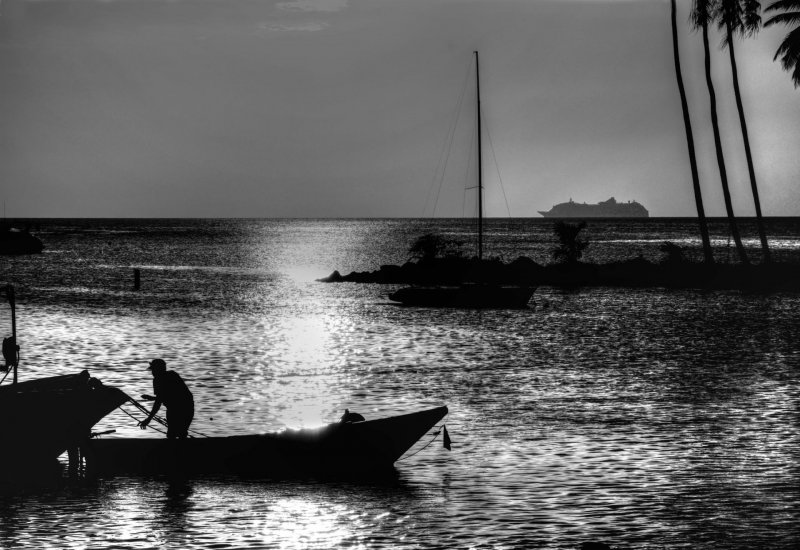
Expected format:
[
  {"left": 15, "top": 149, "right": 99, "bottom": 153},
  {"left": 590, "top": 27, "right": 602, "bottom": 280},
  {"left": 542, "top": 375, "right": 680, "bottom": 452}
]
[
  {"left": 474, "top": 50, "right": 483, "bottom": 261},
  {"left": 2, "top": 284, "right": 18, "bottom": 384},
  {"left": 10, "top": 285, "right": 16, "bottom": 384}
]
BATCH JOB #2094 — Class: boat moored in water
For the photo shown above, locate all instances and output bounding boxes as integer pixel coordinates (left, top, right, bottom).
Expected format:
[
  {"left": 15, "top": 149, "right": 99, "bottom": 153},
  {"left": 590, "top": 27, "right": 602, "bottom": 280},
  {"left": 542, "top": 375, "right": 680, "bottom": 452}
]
[
  {"left": 388, "top": 52, "right": 535, "bottom": 309},
  {"left": 0, "top": 226, "right": 44, "bottom": 255},
  {"left": 0, "top": 371, "right": 130, "bottom": 470},
  {"left": 1, "top": 285, "right": 129, "bottom": 473},
  {"left": 389, "top": 284, "right": 534, "bottom": 309}
]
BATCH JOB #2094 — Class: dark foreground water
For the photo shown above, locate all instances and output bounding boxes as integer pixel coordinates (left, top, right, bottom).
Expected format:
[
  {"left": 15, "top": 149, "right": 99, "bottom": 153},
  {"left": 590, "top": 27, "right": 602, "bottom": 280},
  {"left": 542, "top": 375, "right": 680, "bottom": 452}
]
[{"left": 0, "top": 218, "right": 798, "bottom": 549}]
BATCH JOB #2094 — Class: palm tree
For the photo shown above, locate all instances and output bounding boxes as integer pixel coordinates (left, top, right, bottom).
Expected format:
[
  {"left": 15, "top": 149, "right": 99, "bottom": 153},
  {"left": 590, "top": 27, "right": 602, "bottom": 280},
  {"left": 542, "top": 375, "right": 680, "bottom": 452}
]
[
  {"left": 764, "top": 1, "right": 800, "bottom": 86},
  {"left": 671, "top": 0, "right": 715, "bottom": 264},
  {"left": 693, "top": 0, "right": 750, "bottom": 264},
  {"left": 716, "top": 0, "right": 772, "bottom": 263},
  {"left": 552, "top": 221, "right": 589, "bottom": 265}
]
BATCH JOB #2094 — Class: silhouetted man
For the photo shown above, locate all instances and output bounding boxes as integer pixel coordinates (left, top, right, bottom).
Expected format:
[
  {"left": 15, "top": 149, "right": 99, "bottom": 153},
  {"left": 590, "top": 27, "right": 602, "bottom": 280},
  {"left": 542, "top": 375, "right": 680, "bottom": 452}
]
[{"left": 139, "top": 358, "right": 194, "bottom": 439}]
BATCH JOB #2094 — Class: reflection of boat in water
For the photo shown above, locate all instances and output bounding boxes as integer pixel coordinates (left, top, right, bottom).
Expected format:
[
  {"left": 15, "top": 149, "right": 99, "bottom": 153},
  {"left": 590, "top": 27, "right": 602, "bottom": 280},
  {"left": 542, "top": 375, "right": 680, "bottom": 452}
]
[
  {"left": 388, "top": 51, "right": 535, "bottom": 309},
  {"left": 0, "top": 285, "right": 128, "bottom": 473},
  {"left": 538, "top": 197, "right": 649, "bottom": 218},
  {"left": 85, "top": 406, "right": 449, "bottom": 476},
  {"left": 390, "top": 284, "right": 534, "bottom": 309},
  {"left": 0, "top": 225, "right": 44, "bottom": 255}
]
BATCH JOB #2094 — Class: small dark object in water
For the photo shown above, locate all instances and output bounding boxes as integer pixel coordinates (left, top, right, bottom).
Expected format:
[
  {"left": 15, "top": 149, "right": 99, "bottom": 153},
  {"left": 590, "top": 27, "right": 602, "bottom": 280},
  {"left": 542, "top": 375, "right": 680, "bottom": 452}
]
[{"left": 340, "top": 409, "right": 365, "bottom": 423}]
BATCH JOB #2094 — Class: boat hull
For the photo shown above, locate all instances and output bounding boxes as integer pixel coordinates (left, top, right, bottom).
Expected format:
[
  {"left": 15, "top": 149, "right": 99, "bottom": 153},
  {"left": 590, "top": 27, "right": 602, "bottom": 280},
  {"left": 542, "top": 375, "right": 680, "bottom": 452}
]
[
  {"left": 0, "top": 371, "right": 130, "bottom": 469},
  {"left": 85, "top": 406, "right": 448, "bottom": 476},
  {"left": 388, "top": 285, "right": 535, "bottom": 308},
  {"left": 0, "top": 228, "right": 44, "bottom": 255}
]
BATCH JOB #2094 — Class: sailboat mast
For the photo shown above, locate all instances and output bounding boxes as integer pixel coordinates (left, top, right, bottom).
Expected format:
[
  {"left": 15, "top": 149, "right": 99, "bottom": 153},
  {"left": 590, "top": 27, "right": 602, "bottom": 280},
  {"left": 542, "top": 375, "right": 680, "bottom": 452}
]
[{"left": 474, "top": 50, "right": 483, "bottom": 261}]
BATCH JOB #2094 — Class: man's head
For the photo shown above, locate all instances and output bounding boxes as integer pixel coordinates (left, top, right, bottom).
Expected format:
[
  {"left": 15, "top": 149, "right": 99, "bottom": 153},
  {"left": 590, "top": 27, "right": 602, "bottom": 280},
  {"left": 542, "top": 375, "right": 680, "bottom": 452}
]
[{"left": 147, "top": 358, "right": 167, "bottom": 374}]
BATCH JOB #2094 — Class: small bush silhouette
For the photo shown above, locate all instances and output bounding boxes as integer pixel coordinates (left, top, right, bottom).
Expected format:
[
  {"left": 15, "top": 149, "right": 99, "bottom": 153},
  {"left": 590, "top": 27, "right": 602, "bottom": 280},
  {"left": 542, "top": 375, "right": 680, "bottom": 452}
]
[
  {"left": 551, "top": 221, "right": 588, "bottom": 265},
  {"left": 659, "top": 241, "right": 686, "bottom": 264},
  {"left": 409, "top": 234, "right": 462, "bottom": 262}
]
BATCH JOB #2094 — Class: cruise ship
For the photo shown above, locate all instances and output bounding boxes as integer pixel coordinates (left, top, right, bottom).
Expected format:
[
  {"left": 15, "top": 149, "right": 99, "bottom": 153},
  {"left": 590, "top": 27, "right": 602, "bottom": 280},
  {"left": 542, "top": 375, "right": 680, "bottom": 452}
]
[{"left": 538, "top": 197, "right": 649, "bottom": 218}]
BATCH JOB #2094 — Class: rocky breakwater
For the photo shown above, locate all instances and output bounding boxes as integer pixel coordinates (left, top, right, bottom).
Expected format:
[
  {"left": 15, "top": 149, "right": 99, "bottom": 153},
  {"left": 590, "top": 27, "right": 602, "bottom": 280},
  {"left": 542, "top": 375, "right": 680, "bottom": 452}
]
[{"left": 318, "top": 256, "right": 800, "bottom": 292}]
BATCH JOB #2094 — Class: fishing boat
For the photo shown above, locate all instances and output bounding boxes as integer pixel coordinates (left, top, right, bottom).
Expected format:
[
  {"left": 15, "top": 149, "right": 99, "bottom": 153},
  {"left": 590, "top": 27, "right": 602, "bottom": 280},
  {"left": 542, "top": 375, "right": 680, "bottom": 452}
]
[
  {"left": 388, "top": 52, "right": 535, "bottom": 309},
  {"left": 84, "top": 405, "right": 449, "bottom": 476},
  {"left": 1, "top": 286, "right": 448, "bottom": 479},
  {"left": 0, "top": 285, "right": 129, "bottom": 472},
  {"left": 0, "top": 371, "right": 130, "bottom": 469},
  {"left": 0, "top": 225, "right": 44, "bottom": 255}
]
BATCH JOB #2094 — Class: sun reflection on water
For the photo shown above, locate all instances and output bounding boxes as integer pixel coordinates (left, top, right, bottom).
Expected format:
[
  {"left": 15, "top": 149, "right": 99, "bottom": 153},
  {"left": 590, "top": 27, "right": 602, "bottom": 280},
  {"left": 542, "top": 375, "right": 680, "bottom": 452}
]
[
  {"left": 261, "top": 314, "right": 357, "bottom": 429},
  {"left": 260, "top": 498, "right": 357, "bottom": 549}
]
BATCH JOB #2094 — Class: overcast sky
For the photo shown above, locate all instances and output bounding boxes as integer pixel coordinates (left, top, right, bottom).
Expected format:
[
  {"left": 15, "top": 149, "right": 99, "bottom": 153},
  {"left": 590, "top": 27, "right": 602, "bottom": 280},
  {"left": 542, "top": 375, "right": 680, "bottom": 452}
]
[{"left": 1, "top": 0, "right": 798, "bottom": 217}]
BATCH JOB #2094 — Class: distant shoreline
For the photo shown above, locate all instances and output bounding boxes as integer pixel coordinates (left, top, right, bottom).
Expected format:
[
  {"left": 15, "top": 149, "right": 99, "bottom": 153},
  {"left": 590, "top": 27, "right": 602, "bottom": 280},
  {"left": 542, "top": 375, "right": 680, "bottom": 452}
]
[{"left": 2, "top": 216, "right": 799, "bottom": 221}]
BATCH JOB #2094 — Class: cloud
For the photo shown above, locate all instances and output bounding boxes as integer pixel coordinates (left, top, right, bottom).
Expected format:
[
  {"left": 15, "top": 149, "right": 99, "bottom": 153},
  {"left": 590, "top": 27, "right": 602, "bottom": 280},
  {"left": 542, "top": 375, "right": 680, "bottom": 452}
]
[
  {"left": 258, "top": 20, "right": 328, "bottom": 32},
  {"left": 276, "top": 0, "right": 348, "bottom": 13}
]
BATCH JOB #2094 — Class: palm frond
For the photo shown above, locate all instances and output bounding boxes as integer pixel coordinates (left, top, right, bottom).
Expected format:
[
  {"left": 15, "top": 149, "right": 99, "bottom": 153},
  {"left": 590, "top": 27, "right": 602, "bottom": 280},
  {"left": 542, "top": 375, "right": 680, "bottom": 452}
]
[
  {"left": 764, "top": 0, "right": 800, "bottom": 14},
  {"left": 764, "top": 12, "right": 800, "bottom": 25},
  {"left": 763, "top": 0, "right": 800, "bottom": 86},
  {"left": 692, "top": 0, "right": 719, "bottom": 27},
  {"left": 715, "top": 0, "right": 761, "bottom": 47},
  {"left": 742, "top": 0, "right": 763, "bottom": 30},
  {"left": 792, "top": 62, "right": 800, "bottom": 86},
  {"left": 774, "top": 26, "right": 800, "bottom": 59},
  {"left": 772, "top": 27, "right": 800, "bottom": 85}
]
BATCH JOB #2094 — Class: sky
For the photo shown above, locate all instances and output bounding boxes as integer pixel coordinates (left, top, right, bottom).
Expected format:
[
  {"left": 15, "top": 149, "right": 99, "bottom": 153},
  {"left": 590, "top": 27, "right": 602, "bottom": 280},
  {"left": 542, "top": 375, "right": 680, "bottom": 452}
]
[{"left": 0, "top": 0, "right": 798, "bottom": 218}]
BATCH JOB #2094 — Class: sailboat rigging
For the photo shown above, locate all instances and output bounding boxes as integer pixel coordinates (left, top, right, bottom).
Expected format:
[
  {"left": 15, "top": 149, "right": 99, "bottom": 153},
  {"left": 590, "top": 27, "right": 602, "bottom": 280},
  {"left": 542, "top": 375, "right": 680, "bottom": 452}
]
[
  {"left": 388, "top": 51, "right": 536, "bottom": 308},
  {"left": 476, "top": 49, "right": 483, "bottom": 260}
]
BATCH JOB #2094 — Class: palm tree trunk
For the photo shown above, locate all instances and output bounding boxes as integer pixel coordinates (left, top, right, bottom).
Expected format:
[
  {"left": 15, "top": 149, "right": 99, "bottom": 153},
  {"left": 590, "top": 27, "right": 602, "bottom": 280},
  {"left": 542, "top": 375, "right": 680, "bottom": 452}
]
[
  {"left": 701, "top": 20, "right": 749, "bottom": 264},
  {"left": 672, "top": 0, "right": 714, "bottom": 264},
  {"left": 725, "top": 19, "right": 771, "bottom": 263}
]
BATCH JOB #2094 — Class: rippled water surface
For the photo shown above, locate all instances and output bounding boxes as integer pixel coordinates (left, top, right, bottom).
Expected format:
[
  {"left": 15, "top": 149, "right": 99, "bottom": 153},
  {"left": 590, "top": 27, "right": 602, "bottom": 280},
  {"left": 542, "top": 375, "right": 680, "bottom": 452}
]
[{"left": 1, "top": 218, "right": 799, "bottom": 549}]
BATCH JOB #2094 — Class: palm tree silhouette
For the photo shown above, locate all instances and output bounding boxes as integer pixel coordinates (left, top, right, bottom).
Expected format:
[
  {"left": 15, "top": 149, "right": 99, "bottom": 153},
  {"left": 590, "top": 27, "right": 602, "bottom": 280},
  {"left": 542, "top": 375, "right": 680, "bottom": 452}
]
[
  {"left": 671, "top": 0, "right": 714, "bottom": 263},
  {"left": 764, "top": 1, "right": 800, "bottom": 87},
  {"left": 716, "top": 0, "right": 771, "bottom": 263},
  {"left": 693, "top": 0, "right": 750, "bottom": 264}
]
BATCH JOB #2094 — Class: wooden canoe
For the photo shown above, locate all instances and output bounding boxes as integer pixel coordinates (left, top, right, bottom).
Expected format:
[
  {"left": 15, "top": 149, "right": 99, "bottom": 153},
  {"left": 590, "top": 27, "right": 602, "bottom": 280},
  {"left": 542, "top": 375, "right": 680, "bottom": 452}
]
[{"left": 85, "top": 405, "right": 448, "bottom": 476}]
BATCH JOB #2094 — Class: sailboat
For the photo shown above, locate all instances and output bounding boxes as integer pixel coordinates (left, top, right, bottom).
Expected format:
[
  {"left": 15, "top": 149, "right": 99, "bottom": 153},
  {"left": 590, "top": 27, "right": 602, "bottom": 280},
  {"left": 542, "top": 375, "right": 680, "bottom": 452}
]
[{"left": 388, "top": 52, "right": 536, "bottom": 309}]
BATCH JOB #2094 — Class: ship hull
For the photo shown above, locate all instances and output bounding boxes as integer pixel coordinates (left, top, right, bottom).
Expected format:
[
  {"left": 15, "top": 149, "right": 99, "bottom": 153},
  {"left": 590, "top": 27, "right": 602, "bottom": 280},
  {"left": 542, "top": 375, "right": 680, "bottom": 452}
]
[{"left": 538, "top": 211, "right": 649, "bottom": 218}]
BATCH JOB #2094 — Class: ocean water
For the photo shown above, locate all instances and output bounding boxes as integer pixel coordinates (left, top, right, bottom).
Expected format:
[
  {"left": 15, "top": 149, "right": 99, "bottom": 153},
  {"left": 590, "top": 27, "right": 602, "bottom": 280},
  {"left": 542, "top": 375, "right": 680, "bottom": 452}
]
[{"left": 0, "top": 218, "right": 799, "bottom": 549}]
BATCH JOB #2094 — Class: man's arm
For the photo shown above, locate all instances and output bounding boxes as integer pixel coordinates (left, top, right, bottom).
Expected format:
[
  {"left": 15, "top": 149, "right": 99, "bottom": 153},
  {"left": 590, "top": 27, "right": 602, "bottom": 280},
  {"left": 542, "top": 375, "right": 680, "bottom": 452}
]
[{"left": 139, "top": 399, "right": 162, "bottom": 429}]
